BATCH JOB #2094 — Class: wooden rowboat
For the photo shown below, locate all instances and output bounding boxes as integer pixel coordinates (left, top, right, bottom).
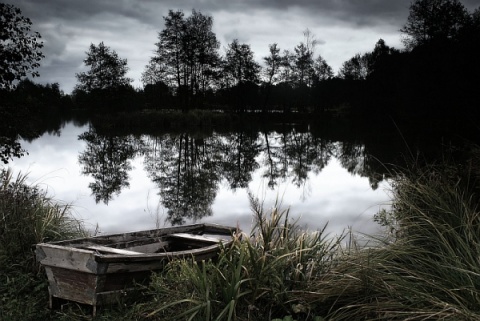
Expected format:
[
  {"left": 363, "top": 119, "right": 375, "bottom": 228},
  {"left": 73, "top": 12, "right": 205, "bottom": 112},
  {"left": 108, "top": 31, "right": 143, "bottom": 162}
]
[{"left": 35, "top": 223, "right": 238, "bottom": 314}]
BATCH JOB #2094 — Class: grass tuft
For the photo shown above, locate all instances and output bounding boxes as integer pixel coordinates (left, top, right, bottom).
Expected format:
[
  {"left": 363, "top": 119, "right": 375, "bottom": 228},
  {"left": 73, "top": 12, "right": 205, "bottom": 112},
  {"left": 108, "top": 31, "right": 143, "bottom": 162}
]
[
  {"left": 0, "top": 168, "right": 87, "bottom": 320},
  {"left": 141, "top": 192, "right": 342, "bottom": 320},
  {"left": 298, "top": 163, "right": 480, "bottom": 320}
]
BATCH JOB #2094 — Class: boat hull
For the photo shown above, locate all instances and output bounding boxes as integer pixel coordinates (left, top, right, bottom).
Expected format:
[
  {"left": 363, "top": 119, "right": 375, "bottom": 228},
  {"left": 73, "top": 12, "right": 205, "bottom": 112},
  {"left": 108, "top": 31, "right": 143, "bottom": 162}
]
[{"left": 35, "top": 223, "right": 237, "bottom": 314}]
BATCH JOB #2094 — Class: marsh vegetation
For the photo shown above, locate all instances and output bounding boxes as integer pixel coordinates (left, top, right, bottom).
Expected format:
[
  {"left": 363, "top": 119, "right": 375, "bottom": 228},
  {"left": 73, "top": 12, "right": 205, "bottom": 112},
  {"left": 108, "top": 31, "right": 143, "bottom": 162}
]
[
  {"left": 3, "top": 152, "right": 480, "bottom": 320},
  {"left": 3, "top": 0, "right": 480, "bottom": 319}
]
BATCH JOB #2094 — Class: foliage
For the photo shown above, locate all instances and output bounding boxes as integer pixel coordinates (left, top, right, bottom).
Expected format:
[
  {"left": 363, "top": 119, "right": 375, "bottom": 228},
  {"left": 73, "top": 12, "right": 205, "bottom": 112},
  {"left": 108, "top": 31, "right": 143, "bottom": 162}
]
[
  {"left": 0, "top": 168, "right": 86, "bottom": 269},
  {"left": 223, "top": 39, "right": 261, "bottom": 87},
  {"left": 263, "top": 43, "right": 283, "bottom": 86},
  {"left": 291, "top": 30, "right": 317, "bottom": 87},
  {"left": 0, "top": 4, "right": 46, "bottom": 165},
  {"left": 338, "top": 53, "right": 369, "bottom": 81},
  {"left": 144, "top": 9, "right": 220, "bottom": 111},
  {"left": 0, "top": 3, "right": 44, "bottom": 90},
  {"left": 0, "top": 169, "right": 87, "bottom": 320},
  {"left": 338, "top": 39, "right": 398, "bottom": 81},
  {"left": 312, "top": 56, "right": 333, "bottom": 82},
  {"left": 75, "top": 42, "right": 132, "bottom": 92},
  {"left": 401, "top": 0, "right": 470, "bottom": 49},
  {"left": 0, "top": 78, "right": 74, "bottom": 165},
  {"left": 297, "top": 162, "right": 480, "bottom": 320},
  {"left": 0, "top": 133, "right": 25, "bottom": 164},
  {"left": 140, "top": 193, "right": 342, "bottom": 320},
  {"left": 4, "top": 149, "right": 480, "bottom": 319}
]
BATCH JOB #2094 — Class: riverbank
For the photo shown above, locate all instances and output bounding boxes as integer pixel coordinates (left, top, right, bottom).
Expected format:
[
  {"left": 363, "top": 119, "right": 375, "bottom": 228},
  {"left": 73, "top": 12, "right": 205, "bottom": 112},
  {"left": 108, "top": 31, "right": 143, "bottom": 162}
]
[{"left": 2, "top": 152, "right": 480, "bottom": 320}]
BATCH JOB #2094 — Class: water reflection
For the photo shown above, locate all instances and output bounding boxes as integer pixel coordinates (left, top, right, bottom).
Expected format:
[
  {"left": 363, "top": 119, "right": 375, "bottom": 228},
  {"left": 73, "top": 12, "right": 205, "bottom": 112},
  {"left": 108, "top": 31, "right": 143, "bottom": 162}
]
[
  {"left": 76, "top": 124, "right": 390, "bottom": 227},
  {"left": 78, "top": 127, "right": 137, "bottom": 204},
  {"left": 143, "top": 134, "right": 219, "bottom": 225},
  {"left": 222, "top": 131, "right": 261, "bottom": 189},
  {"left": 10, "top": 116, "right": 478, "bottom": 235}
]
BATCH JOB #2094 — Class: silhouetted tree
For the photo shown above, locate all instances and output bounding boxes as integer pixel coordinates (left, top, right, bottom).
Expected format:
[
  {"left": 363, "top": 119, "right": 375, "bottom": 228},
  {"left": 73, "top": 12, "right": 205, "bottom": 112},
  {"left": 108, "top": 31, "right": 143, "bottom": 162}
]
[
  {"left": 184, "top": 10, "right": 221, "bottom": 94},
  {"left": 141, "top": 59, "right": 170, "bottom": 87},
  {"left": 401, "top": 0, "right": 469, "bottom": 50},
  {"left": 261, "top": 43, "right": 283, "bottom": 112},
  {"left": 311, "top": 55, "right": 334, "bottom": 113},
  {"left": 265, "top": 30, "right": 332, "bottom": 112},
  {"left": 8, "top": 79, "right": 71, "bottom": 113},
  {"left": 338, "top": 54, "right": 369, "bottom": 80},
  {"left": 263, "top": 43, "right": 283, "bottom": 86},
  {"left": 222, "top": 40, "right": 261, "bottom": 111},
  {"left": 292, "top": 29, "right": 317, "bottom": 87},
  {"left": 223, "top": 39, "right": 260, "bottom": 86},
  {"left": 339, "top": 39, "right": 398, "bottom": 82},
  {"left": 1, "top": 4, "right": 44, "bottom": 163},
  {"left": 145, "top": 10, "right": 220, "bottom": 111},
  {"left": 278, "top": 49, "right": 295, "bottom": 85},
  {"left": 363, "top": 39, "right": 399, "bottom": 76},
  {"left": 312, "top": 55, "right": 334, "bottom": 82},
  {"left": 0, "top": 3, "right": 44, "bottom": 90},
  {"left": 75, "top": 42, "right": 132, "bottom": 92},
  {"left": 472, "top": 7, "right": 480, "bottom": 30}
]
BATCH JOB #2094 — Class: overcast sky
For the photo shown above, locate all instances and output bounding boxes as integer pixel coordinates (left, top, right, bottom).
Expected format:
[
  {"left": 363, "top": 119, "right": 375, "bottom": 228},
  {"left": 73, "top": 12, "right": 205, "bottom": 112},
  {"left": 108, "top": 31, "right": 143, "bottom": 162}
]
[{"left": 10, "top": 0, "right": 480, "bottom": 94}]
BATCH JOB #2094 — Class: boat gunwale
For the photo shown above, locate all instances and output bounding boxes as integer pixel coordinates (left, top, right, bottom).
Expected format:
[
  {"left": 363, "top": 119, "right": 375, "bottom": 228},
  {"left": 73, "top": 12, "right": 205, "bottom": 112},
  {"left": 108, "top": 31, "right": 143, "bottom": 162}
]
[{"left": 36, "top": 223, "right": 238, "bottom": 263}]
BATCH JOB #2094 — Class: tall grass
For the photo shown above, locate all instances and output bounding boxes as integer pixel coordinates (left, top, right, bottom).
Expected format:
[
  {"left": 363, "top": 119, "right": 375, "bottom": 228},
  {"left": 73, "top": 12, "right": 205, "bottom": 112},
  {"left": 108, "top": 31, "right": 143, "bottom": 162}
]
[
  {"left": 0, "top": 168, "right": 87, "bottom": 320},
  {"left": 298, "top": 163, "right": 480, "bottom": 320},
  {"left": 4, "top": 156, "right": 480, "bottom": 320},
  {"left": 0, "top": 169, "right": 86, "bottom": 269},
  {"left": 142, "top": 193, "right": 342, "bottom": 320}
]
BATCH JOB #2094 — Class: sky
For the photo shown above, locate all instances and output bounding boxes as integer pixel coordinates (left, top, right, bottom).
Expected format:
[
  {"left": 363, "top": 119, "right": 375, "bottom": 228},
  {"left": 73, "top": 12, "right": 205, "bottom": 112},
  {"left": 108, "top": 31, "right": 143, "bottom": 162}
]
[{"left": 9, "top": 0, "right": 480, "bottom": 94}]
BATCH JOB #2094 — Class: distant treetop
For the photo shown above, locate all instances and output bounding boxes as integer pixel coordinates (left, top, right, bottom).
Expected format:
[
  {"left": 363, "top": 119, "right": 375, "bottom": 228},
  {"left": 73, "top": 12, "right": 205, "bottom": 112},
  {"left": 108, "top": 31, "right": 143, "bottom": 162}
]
[
  {"left": 75, "top": 42, "right": 132, "bottom": 93},
  {"left": 401, "top": 0, "right": 470, "bottom": 49}
]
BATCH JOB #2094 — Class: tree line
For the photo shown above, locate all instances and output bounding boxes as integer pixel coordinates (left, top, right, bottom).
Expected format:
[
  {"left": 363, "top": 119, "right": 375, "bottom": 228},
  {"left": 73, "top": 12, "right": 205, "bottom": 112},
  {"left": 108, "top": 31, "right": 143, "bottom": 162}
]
[
  {"left": 2, "top": 0, "right": 480, "bottom": 162},
  {"left": 2, "top": 0, "right": 479, "bottom": 116},
  {"left": 67, "top": 0, "right": 480, "bottom": 118}
]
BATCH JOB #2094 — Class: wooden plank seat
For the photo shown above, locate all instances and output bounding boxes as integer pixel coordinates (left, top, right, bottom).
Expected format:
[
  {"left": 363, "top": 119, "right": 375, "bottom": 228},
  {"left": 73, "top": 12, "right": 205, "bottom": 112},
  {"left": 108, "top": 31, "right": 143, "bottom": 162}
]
[
  {"left": 168, "top": 233, "right": 223, "bottom": 243},
  {"left": 85, "top": 245, "right": 143, "bottom": 255}
]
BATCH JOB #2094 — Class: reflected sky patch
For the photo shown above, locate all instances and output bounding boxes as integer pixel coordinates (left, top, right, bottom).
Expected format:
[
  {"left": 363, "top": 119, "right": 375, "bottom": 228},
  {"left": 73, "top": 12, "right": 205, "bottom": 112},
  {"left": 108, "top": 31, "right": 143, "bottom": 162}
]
[{"left": 9, "top": 121, "right": 391, "bottom": 238}]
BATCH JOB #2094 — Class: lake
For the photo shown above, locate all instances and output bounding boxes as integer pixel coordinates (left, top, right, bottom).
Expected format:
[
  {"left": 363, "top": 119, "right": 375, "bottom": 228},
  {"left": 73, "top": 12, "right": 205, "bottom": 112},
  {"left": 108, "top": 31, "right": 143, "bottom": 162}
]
[{"left": 9, "top": 119, "right": 392, "bottom": 238}]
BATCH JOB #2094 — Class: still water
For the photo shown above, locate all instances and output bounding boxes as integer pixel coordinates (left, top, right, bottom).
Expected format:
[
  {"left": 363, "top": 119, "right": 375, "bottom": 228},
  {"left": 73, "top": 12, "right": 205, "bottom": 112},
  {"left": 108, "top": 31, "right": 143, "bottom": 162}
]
[{"left": 9, "top": 121, "right": 391, "bottom": 237}]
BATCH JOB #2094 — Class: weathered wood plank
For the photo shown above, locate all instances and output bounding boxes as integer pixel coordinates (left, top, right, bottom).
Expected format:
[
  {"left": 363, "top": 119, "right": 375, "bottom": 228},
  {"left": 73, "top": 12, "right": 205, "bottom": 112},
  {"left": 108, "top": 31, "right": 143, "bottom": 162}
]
[
  {"left": 47, "top": 267, "right": 98, "bottom": 305},
  {"left": 85, "top": 245, "right": 143, "bottom": 255},
  {"left": 127, "top": 241, "right": 169, "bottom": 253},
  {"left": 168, "top": 233, "right": 222, "bottom": 243},
  {"left": 36, "top": 244, "right": 100, "bottom": 273},
  {"left": 36, "top": 223, "right": 237, "bottom": 313}
]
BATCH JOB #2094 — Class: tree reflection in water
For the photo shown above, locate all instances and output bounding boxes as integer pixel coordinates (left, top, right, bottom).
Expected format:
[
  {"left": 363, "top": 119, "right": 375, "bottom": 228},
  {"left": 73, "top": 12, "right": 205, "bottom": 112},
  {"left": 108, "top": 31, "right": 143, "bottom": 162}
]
[
  {"left": 143, "top": 133, "right": 220, "bottom": 225},
  {"left": 78, "top": 127, "right": 137, "bottom": 204},
  {"left": 77, "top": 124, "right": 396, "bottom": 225}
]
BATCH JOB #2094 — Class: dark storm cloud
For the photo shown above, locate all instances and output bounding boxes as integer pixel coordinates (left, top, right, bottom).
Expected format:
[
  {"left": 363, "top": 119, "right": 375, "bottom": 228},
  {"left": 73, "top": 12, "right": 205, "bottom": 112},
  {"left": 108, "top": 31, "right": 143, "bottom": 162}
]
[
  {"left": 240, "top": 0, "right": 409, "bottom": 25},
  {"left": 14, "top": 0, "right": 480, "bottom": 36},
  {"left": 15, "top": 0, "right": 413, "bottom": 33}
]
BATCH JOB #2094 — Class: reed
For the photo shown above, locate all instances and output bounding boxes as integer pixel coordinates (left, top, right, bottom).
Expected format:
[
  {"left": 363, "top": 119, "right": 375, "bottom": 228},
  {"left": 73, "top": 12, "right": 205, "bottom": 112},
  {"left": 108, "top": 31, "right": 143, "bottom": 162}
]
[
  {"left": 142, "top": 193, "right": 342, "bottom": 320},
  {"left": 5, "top": 157, "right": 480, "bottom": 320},
  {"left": 0, "top": 168, "right": 87, "bottom": 320},
  {"left": 298, "top": 163, "right": 480, "bottom": 320},
  {"left": 0, "top": 169, "right": 86, "bottom": 269}
]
